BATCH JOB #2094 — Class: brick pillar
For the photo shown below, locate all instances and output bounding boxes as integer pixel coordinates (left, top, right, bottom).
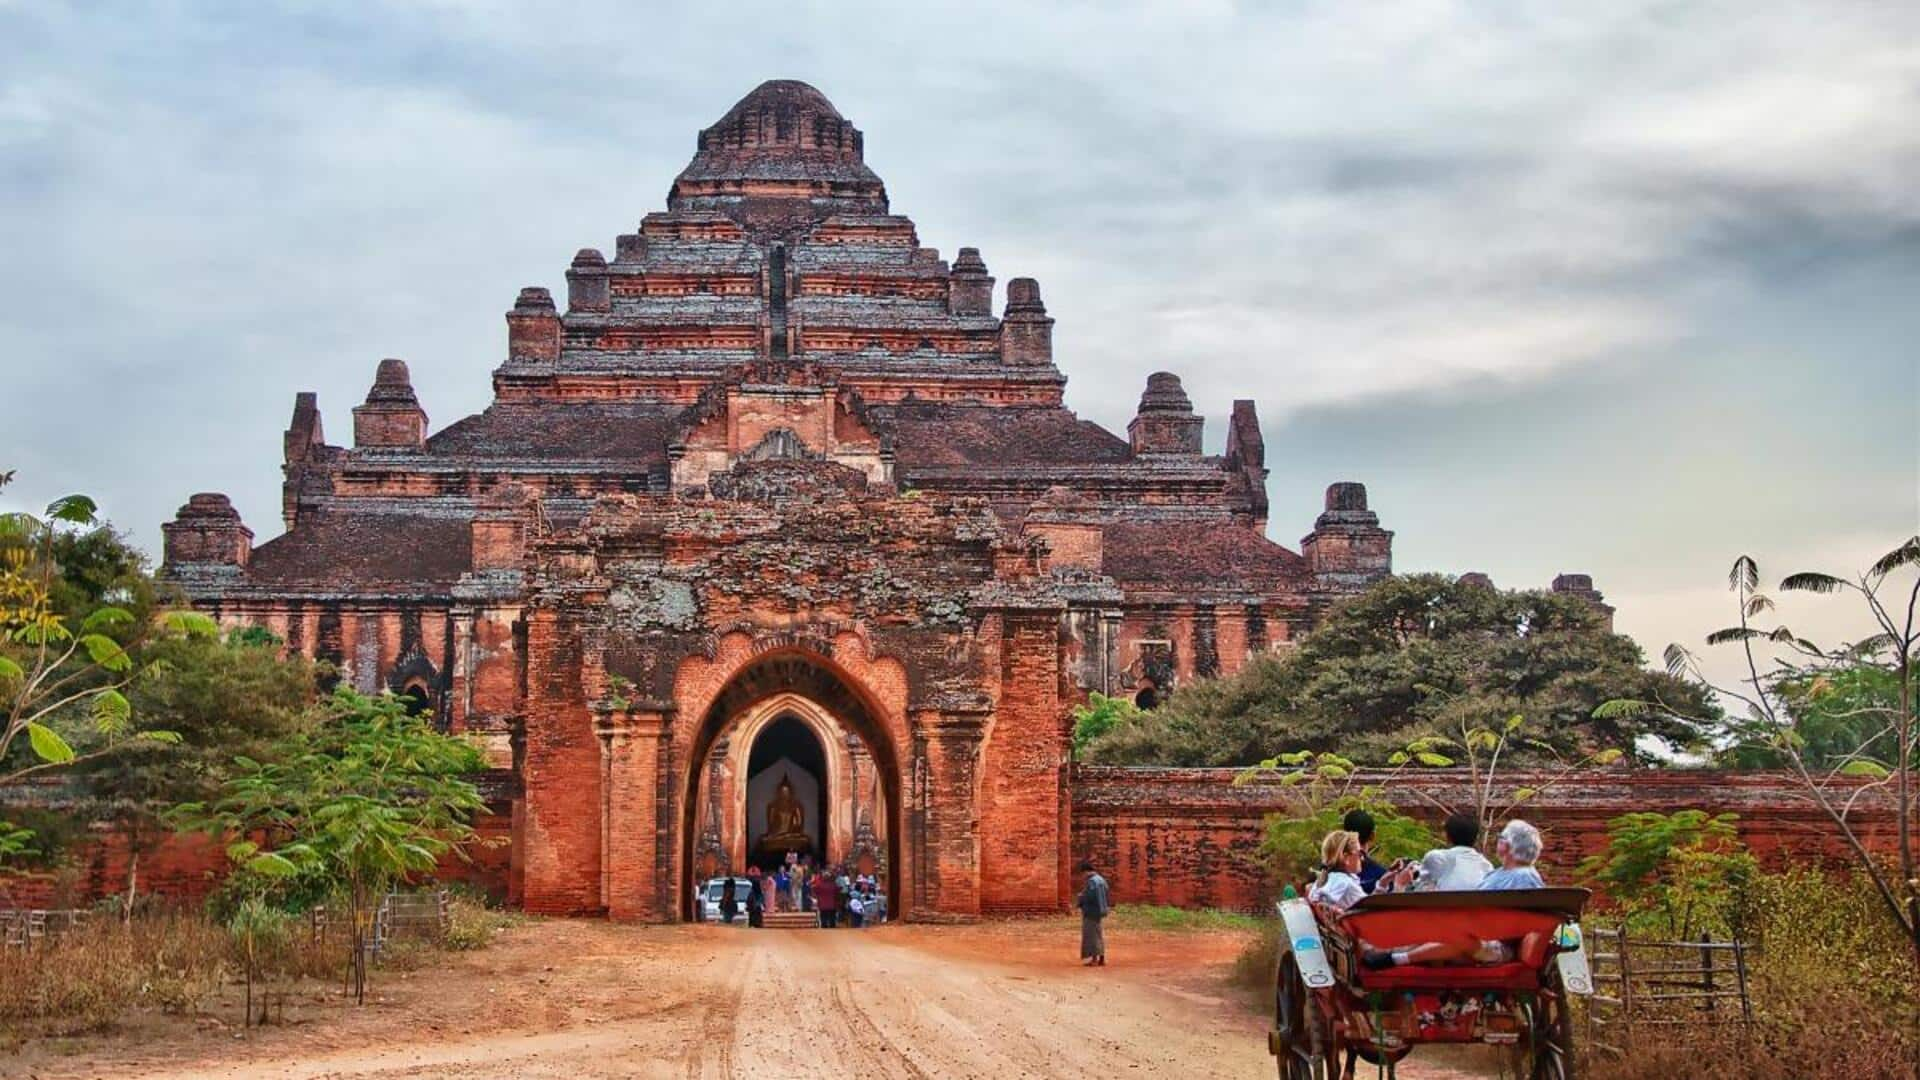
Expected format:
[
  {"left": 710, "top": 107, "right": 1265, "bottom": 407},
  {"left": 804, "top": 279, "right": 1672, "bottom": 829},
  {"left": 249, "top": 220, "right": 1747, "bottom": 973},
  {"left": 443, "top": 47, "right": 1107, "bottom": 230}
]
[
  {"left": 603, "top": 705, "right": 673, "bottom": 921},
  {"left": 1101, "top": 610, "right": 1122, "bottom": 696},
  {"left": 914, "top": 708, "right": 987, "bottom": 920},
  {"left": 980, "top": 610, "right": 1068, "bottom": 914},
  {"left": 519, "top": 606, "right": 603, "bottom": 915},
  {"left": 507, "top": 716, "right": 527, "bottom": 907}
]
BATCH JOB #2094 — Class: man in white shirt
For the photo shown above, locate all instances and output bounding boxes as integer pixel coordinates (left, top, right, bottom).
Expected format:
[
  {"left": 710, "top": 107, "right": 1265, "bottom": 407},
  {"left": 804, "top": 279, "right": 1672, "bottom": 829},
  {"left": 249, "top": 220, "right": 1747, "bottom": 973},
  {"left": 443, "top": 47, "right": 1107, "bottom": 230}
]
[{"left": 1387, "top": 813, "right": 1493, "bottom": 892}]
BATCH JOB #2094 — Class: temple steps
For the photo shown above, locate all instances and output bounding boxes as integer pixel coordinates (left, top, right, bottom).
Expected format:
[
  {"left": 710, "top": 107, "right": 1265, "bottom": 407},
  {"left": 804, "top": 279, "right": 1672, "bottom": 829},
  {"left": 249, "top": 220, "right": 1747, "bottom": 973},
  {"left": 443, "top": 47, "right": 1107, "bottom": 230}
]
[{"left": 762, "top": 911, "right": 822, "bottom": 930}]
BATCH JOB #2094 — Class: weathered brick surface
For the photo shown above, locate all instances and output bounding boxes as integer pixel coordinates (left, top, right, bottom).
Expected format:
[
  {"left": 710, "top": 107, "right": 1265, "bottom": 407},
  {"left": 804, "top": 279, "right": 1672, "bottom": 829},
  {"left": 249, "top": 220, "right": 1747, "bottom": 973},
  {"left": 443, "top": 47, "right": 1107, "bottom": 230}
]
[
  {"left": 1072, "top": 766, "right": 1915, "bottom": 911},
  {"left": 520, "top": 606, "right": 604, "bottom": 914},
  {"left": 979, "top": 612, "right": 1066, "bottom": 914}
]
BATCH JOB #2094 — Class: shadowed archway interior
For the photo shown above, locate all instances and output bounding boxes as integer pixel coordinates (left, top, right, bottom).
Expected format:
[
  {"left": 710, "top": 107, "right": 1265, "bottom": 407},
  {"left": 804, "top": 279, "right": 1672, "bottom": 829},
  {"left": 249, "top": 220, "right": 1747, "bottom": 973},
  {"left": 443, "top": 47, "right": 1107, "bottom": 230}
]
[
  {"left": 679, "top": 650, "right": 902, "bottom": 920},
  {"left": 745, "top": 714, "right": 827, "bottom": 867}
]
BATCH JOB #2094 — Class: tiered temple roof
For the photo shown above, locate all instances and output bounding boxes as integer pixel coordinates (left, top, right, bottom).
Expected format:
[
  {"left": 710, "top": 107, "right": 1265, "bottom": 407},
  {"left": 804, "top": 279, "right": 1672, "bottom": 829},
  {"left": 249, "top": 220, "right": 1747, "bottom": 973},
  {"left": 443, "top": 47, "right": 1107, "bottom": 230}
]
[{"left": 165, "top": 79, "right": 1374, "bottom": 618}]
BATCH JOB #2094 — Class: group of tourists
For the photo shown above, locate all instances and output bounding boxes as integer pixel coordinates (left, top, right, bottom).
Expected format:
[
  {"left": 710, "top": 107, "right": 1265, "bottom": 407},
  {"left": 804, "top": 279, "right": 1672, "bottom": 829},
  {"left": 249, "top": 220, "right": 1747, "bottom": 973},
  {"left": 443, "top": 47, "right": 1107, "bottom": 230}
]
[
  {"left": 715, "top": 853, "right": 886, "bottom": 929},
  {"left": 1308, "top": 809, "right": 1546, "bottom": 969}
]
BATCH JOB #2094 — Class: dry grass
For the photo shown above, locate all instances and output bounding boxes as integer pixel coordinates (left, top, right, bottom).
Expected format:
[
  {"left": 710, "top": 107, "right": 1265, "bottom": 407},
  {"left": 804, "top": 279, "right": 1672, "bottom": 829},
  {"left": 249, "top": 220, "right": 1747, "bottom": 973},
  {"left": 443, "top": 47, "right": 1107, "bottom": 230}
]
[
  {"left": 443, "top": 894, "right": 523, "bottom": 951},
  {"left": 0, "top": 912, "right": 229, "bottom": 1036},
  {"left": 1593, "top": 998, "right": 1917, "bottom": 1079},
  {"left": 1594, "top": 870, "right": 1918, "bottom": 1078},
  {"left": 1231, "top": 918, "right": 1281, "bottom": 999},
  {"left": 2, "top": 898, "right": 519, "bottom": 1043}
]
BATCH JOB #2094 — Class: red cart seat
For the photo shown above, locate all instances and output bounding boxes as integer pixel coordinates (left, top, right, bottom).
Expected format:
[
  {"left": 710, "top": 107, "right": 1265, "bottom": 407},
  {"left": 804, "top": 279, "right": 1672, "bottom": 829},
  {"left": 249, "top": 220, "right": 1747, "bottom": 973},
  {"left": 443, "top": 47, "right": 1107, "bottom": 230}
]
[
  {"left": 1354, "top": 960, "right": 1541, "bottom": 992},
  {"left": 1316, "top": 887, "right": 1590, "bottom": 989}
]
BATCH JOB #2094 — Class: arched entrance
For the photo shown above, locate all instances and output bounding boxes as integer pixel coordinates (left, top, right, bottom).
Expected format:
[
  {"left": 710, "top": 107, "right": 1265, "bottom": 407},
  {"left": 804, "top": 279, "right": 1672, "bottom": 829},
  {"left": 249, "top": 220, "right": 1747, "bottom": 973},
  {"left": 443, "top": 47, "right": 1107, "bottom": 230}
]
[
  {"left": 678, "top": 651, "right": 902, "bottom": 920},
  {"left": 745, "top": 714, "right": 827, "bottom": 865}
]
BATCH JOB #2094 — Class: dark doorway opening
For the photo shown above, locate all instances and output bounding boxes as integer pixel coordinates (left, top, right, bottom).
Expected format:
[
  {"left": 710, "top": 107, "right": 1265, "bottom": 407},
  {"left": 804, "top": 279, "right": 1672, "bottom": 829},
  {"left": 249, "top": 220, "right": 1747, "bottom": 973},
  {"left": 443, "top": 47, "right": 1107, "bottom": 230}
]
[
  {"left": 400, "top": 683, "right": 431, "bottom": 717},
  {"left": 745, "top": 714, "right": 827, "bottom": 872}
]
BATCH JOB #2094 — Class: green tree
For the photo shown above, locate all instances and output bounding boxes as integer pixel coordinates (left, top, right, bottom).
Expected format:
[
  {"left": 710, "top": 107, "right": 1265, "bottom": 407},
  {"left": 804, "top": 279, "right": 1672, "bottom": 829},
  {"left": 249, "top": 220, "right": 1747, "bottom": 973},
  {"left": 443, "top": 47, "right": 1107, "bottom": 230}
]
[
  {"left": 1407, "top": 712, "right": 1624, "bottom": 855},
  {"left": 1239, "top": 748, "right": 1438, "bottom": 887},
  {"left": 1070, "top": 691, "right": 1139, "bottom": 758},
  {"left": 1086, "top": 573, "right": 1714, "bottom": 766},
  {"left": 1, "top": 483, "right": 213, "bottom": 865},
  {"left": 75, "top": 627, "right": 322, "bottom": 915},
  {"left": 1243, "top": 714, "right": 1620, "bottom": 874},
  {"left": 173, "top": 688, "right": 491, "bottom": 1003},
  {"left": 1720, "top": 662, "right": 1906, "bottom": 770}
]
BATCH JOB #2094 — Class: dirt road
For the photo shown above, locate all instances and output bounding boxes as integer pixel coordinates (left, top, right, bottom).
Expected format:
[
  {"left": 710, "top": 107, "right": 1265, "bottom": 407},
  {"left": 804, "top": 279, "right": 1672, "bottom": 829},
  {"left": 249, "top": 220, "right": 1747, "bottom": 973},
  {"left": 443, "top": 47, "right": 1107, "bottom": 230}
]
[{"left": 9, "top": 918, "right": 1482, "bottom": 1080}]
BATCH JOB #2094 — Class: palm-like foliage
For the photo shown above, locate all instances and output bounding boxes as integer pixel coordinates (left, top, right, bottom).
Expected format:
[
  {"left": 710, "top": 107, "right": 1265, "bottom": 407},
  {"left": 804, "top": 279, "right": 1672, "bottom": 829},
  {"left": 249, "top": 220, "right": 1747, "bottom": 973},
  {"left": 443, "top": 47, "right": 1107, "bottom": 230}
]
[{"left": 1604, "top": 536, "right": 1920, "bottom": 969}]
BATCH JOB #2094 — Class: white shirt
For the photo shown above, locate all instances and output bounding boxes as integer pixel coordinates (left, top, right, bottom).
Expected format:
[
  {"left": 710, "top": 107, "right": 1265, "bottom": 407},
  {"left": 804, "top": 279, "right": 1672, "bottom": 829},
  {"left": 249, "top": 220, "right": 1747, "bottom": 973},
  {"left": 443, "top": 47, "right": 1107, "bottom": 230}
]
[
  {"left": 1414, "top": 846, "right": 1494, "bottom": 891},
  {"left": 1309, "top": 871, "right": 1367, "bottom": 911}
]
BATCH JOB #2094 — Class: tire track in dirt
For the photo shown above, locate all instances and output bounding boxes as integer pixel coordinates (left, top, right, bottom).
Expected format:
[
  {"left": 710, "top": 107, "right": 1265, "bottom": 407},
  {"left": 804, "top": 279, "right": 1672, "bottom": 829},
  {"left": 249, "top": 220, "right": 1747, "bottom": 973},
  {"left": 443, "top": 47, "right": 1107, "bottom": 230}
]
[
  {"left": 829, "top": 967, "right": 932, "bottom": 1079},
  {"left": 21, "top": 920, "right": 1492, "bottom": 1080},
  {"left": 680, "top": 933, "right": 751, "bottom": 1080}
]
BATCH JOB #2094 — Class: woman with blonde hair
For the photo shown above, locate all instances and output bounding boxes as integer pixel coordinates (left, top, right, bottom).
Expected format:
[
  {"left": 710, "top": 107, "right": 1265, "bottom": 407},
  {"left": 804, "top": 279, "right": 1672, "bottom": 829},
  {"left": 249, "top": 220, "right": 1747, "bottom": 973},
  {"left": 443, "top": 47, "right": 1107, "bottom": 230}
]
[{"left": 1307, "top": 829, "right": 1367, "bottom": 911}]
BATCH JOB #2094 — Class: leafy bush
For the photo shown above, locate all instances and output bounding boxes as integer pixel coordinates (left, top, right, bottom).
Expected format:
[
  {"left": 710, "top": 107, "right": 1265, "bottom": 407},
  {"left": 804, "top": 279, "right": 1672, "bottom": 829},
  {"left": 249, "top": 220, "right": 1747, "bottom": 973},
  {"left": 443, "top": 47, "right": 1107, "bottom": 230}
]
[
  {"left": 1070, "top": 692, "right": 1139, "bottom": 756},
  {"left": 1579, "top": 810, "right": 1757, "bottom": 939},
  {"left": 171, "top": 687, "right": 492, "bottom": 1004}
]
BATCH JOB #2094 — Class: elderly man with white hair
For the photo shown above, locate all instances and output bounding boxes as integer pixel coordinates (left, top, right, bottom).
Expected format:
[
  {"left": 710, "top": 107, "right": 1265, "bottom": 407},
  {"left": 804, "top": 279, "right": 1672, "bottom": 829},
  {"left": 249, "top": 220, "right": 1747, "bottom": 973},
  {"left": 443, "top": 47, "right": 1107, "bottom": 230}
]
[
  {"left": 1362, "top": 818, "right": 1549, "bottom": 971},
  {"left": 1479, "top": 819, "right": 1545, "bottom": 891}
]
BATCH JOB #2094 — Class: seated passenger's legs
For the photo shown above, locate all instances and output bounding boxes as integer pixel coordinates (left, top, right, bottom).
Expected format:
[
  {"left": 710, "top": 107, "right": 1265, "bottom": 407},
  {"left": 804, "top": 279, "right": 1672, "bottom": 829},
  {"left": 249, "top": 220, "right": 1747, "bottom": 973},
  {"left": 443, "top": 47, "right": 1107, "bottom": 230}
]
[{"left": 1363, "top": 931, "right": 1482, "bottom": 970}]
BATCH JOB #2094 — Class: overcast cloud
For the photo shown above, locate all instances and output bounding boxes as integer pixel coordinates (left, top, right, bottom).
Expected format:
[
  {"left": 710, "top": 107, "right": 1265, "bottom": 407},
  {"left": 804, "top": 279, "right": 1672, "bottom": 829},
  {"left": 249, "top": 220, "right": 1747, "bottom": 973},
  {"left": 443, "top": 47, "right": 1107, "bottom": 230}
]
[{"left": 2, "top": 1, "right": 1916, "bottom": 686}]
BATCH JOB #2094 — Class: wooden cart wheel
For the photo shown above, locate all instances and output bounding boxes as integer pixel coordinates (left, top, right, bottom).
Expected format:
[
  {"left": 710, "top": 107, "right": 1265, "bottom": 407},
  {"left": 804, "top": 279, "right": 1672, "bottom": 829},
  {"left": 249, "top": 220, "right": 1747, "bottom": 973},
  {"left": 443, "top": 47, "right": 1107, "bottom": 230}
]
[
  {"left": 1273, "top": 952, "right": 1330, "bottom": 1080},
  {"left": 1511, "top": 965, "right": 1578, "bottom": 1080}
]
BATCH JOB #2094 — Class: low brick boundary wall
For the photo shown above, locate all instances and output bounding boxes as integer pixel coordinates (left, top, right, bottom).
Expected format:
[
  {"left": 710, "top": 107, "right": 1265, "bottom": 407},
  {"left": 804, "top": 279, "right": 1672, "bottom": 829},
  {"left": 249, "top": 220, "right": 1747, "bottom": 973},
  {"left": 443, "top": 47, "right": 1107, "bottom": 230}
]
[
  {"left": 7, "top": 767, "right": 1906, "bottom": 915},
  {"left": 1069, "top": 766, "right": 1910, "bottom": 912}
]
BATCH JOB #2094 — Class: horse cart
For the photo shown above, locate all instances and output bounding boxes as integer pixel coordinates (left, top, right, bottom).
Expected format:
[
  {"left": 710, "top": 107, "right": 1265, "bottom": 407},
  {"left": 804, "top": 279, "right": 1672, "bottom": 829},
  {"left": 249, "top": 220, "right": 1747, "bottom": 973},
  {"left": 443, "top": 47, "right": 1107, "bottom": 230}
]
[{"left": 1269, "top": 887, "right": 1593, "bottom": 1079}]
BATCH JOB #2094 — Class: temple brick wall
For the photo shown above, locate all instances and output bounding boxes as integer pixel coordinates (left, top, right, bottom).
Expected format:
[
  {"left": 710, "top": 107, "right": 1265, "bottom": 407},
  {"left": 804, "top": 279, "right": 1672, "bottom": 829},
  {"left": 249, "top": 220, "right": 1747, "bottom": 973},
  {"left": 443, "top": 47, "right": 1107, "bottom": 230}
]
[
  {"left": 1071, "top": 766, "right": 1912, "bottom": 912},
  {"left": 978, "top": 611, "right": 1070, "bottom": 915},
  {"left": 10, "top": 769, "right": 1905, "bottom": 918},
  {"left": 0, "top": 804, "right": 515, "bottom": 911}
]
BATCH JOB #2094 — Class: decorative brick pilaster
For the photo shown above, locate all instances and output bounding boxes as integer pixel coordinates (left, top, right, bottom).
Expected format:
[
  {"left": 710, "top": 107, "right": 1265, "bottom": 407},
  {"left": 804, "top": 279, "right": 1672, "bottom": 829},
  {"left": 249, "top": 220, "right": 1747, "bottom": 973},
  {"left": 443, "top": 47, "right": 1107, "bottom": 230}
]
[
  {"left": 913, "top": 707, "right": 988, "bottom": 920},
  {"left": 979, "top": 610, "right": 1068, "bottom": 914},
  {"left": 519, "top": 605, "right": 603, "bottom": 915},
  {"left": 601, "top": 704, "right": 674, "bottom": 921}
]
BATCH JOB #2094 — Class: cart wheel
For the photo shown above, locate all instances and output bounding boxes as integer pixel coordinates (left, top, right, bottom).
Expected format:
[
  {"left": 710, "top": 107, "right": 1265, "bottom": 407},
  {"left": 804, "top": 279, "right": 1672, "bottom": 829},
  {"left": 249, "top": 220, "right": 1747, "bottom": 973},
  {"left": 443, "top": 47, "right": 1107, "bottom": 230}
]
[
  {"left": 1274, "top": 952, "right": 1330, "bottom": 1080},
  {"left": 1512, "top": 966, "right": 1577, "bottom": 1080}
]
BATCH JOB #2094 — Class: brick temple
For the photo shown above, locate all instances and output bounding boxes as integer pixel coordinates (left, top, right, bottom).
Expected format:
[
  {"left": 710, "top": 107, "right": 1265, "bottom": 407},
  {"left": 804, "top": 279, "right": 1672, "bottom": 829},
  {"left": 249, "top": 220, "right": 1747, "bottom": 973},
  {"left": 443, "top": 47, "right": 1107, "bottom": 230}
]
[{"left": 159, "top": 80, "right": 1635, "bottom": 920}]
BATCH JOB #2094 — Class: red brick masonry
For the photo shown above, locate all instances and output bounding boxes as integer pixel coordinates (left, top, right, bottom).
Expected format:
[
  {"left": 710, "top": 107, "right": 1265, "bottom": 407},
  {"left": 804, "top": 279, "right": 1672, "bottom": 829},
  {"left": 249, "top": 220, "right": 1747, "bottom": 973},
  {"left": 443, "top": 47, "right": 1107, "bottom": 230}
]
[
  {"left": 10, "top": 767, "right": 1902, "bottom": 915},
  {"left": 1072, "top": 766, "right": 1910, "bottom": 911}
]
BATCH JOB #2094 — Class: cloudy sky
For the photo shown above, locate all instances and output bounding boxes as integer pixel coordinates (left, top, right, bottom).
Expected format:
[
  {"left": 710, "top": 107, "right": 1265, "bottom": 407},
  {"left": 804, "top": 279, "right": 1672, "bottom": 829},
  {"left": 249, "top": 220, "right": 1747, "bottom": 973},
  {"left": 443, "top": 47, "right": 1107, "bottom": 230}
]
[{"left": 3, "top": 1, "right": 1915, "bottom": 683}]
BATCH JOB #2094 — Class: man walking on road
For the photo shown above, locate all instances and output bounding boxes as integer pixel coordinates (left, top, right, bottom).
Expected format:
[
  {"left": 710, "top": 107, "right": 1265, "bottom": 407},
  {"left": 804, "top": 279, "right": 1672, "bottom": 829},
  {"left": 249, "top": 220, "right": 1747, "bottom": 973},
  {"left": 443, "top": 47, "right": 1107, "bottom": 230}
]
[{"left": 1077, "top": 859, "right": 1110, "bottom": 966}]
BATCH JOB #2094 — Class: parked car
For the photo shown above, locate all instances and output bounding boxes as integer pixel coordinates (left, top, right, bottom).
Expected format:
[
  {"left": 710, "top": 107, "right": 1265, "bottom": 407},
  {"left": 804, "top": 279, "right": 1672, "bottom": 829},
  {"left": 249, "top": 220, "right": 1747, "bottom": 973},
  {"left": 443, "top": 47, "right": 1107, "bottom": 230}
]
[{"left": 697, "top": 877, "right": 748, "bottom": 922}]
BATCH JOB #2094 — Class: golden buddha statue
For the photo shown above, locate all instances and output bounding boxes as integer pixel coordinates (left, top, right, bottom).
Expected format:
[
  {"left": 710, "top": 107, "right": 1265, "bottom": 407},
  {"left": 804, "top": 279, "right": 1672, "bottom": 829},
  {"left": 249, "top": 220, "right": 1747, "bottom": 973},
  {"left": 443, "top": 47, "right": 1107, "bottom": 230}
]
[{"left": 761, "top": 772, "right": 810, "bottom": 853}]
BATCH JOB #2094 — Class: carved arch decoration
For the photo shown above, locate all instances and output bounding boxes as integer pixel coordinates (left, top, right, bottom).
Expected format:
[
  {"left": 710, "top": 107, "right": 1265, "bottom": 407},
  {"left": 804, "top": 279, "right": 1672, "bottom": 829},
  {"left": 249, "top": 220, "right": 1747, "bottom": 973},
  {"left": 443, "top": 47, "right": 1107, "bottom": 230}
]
[
  {"left": 688, "top": 692, "right": 878, "bottom": 878},
  {"left": 673, "top": 633, "right": 909, "bottom": 920}
]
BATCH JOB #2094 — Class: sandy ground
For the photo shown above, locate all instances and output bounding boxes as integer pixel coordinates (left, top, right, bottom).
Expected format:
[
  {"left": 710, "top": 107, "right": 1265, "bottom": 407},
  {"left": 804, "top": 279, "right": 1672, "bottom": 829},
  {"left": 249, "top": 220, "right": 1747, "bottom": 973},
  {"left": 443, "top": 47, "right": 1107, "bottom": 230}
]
[{"left": 5, "top": 917, "right": 1487, "bottom": 1080}]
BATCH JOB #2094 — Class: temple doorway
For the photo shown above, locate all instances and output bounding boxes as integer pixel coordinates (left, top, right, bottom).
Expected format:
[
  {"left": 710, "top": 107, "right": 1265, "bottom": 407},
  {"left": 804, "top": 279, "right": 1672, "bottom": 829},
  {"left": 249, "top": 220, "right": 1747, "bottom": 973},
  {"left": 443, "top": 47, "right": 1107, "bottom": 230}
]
[
  {"left": 677, "top": 651, "right": 902, "bottom": 921},
  {"left": 745, "top": 714, "right": 826, "bottom": 869}
]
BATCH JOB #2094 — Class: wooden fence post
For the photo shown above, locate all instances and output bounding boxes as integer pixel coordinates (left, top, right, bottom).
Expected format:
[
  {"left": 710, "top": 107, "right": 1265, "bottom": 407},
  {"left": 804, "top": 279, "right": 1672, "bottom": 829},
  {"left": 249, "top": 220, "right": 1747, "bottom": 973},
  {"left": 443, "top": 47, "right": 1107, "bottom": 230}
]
[
  {"left": 1618, "top": 926, "right": 1634, "bottom": 1022},
  {"left": 1701, "top": 933, "right": 1717, "bottom": 1018}
]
